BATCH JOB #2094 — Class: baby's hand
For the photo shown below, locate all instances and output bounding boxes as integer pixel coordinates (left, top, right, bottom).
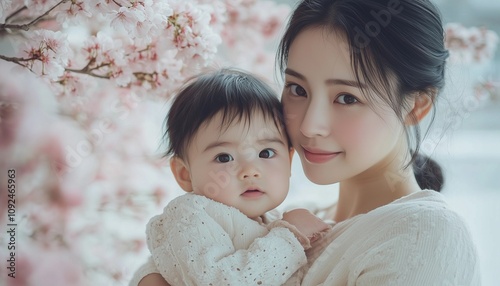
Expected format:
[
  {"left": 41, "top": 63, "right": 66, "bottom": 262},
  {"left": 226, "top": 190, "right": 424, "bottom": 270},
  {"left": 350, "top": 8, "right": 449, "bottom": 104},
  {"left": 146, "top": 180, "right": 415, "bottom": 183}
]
[{"left": 282, "top": 209, "right": 330, "bottom": 243}]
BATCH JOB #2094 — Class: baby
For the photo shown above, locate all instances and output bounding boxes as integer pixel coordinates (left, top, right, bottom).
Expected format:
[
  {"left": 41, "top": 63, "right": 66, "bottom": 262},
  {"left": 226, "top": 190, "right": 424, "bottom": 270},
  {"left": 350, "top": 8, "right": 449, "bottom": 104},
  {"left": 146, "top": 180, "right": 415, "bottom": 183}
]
[{"left": 131, "top": 68, "right": 330, "bottom": 286}]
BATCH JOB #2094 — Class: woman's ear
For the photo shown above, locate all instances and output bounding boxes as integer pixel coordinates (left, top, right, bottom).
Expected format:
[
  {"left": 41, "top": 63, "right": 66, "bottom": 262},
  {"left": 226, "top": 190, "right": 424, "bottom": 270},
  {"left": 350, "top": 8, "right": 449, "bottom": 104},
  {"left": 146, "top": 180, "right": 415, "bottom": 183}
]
[
  {"left": 405, "top": 91, "right": 434, "bottom": 125},
  {"left": 170, "top": 157, "right": 193, "bottom": 192}
]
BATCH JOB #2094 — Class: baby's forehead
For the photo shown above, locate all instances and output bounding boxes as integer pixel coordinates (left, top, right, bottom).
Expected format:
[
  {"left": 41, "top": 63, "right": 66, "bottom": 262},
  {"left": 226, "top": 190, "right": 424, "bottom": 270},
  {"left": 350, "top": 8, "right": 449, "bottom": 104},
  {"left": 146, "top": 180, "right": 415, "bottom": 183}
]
[
  {"left": 193, "top": 110, "right": 283, "bottom": 139},
  {"left": 215, "top": 110, "right": 283, "bottom": 134}
]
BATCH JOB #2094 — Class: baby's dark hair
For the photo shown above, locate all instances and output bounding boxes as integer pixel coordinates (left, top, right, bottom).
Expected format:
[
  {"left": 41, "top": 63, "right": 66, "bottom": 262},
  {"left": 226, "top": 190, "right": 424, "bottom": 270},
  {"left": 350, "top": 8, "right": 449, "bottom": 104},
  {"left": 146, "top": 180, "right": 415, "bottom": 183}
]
[
  {"left": 164, "top": 68, "right": 290, "bottom": 160},
  {"left": 277, "top": 0, "right": 448, "bottom": 191}
]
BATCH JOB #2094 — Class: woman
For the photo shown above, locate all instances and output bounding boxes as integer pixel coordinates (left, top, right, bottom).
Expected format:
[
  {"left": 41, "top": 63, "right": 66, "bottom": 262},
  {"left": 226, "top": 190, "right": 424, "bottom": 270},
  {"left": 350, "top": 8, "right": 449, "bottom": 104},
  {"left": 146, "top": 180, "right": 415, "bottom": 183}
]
[{"left": 137, "top": 0, "right": 480, "bottom": 284}]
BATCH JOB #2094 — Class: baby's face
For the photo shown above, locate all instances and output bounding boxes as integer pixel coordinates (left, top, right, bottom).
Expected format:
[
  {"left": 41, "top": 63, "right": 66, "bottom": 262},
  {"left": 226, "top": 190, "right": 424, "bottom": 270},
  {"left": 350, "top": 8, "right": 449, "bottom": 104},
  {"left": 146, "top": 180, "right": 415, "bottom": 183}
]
[{"left": 185, "top": 110, "right": 292, "bottom": 219}]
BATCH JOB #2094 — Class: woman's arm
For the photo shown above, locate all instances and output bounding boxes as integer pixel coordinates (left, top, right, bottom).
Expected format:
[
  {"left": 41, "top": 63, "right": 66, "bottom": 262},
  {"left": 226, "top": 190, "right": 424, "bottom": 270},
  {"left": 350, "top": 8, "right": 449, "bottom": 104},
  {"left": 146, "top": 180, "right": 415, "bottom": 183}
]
[{"left": 138, "top": 274, "right": 171, "bottom": 286}]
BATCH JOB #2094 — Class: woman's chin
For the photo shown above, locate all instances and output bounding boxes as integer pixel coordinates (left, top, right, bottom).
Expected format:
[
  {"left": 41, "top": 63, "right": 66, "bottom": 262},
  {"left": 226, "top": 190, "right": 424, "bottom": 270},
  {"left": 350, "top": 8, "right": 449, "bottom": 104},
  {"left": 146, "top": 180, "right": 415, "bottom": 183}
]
[{"left": 303, "top": 166, "right": 340, "bottom": 185}]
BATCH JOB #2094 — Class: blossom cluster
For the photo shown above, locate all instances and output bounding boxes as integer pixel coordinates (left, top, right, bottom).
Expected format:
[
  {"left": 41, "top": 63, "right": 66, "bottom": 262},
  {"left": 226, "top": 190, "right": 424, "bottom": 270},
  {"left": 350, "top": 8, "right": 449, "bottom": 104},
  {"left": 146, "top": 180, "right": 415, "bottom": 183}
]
[
  {"left": 0, "top": 0, "right": 290, "bottom": 285},
  {"left": 445, "top": 22, "right": 499, "bottom": 64},
  {"left": 443, "top": 23, "right": 500, "bottom": 106}
]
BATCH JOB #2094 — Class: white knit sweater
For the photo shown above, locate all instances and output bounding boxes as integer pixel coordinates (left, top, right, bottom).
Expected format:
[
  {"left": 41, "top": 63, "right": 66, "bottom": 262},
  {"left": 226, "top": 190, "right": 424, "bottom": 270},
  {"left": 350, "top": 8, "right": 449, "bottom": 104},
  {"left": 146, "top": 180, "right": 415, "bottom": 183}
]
[
  {"left": 131, "top": 190, "right": 480, "bottom": 286},
  {"left": 298, "top": 190, "right": 480, "bottom": 285},
  {"left": 129, "top": 193, "right": 307, "bottom": 286}
]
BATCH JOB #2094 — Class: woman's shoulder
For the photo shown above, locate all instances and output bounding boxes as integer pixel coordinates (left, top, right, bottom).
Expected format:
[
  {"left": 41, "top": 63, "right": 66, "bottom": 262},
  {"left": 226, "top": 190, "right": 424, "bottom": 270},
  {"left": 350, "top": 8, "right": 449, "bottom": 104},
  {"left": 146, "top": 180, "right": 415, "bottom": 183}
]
[
  {"left": 390, "top": 190, "right": 460, "bottom": 221},
  {"left": 375, "top": 190, "right": 475, "bottom": 244},
  {"left": 328, "top": 190, "right": 473, "bottom": 243},
  {"left": 366, "top": 191, "right": 480, "bottom": 283},
  {"left": 304, "top": 190, "right": 479, "bottom": 286}
]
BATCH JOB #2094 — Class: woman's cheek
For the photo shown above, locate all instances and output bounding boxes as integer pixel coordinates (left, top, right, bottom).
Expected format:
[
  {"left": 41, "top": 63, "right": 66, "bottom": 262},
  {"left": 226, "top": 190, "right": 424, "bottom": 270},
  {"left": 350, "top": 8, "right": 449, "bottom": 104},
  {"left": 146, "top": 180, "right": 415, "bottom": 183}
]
[
  {"left": 284, "top": 108, "right": 303, "bottom": 141},
  {"left": 339, "top": 116, "right": 389, "bottom": 153},
  {"left": 334, "top": 114, "right": 368, "bottom": 145}
]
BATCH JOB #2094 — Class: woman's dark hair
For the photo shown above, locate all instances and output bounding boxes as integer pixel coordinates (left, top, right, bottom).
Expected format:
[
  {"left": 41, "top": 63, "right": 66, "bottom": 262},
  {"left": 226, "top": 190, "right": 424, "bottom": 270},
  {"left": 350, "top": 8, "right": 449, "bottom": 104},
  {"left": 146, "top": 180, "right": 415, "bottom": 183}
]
[
  {"left": 277, "top": 0, "right": 448, "bottom": 191},
  {"left": 413, "top": 153, "right": 444, "bottom": 192},
  {"left": 164, "top": 68, "right": 289, "bottom": 160}
]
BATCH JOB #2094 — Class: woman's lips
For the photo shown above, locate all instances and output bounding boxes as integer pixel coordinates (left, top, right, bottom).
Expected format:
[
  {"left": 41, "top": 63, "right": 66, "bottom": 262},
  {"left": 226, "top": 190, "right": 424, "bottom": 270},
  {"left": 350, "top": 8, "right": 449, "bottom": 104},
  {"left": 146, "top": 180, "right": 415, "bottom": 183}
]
[{"left": 302, "top": 147, "right": 341, "bottom": 164}]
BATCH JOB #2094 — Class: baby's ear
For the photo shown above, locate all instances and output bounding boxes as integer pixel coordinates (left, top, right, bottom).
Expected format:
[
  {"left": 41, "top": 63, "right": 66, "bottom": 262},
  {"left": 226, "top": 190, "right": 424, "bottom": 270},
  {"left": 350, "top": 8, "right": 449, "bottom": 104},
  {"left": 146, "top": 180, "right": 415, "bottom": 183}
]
[
  {"left": 405, "top": 91, "right": 434, "bottom": 125},
  {"left": 288, "top": 148, "right": 295, "bottom": 164},
  {"left": 288, "top": 148, "right": 295, "bottom": 178},
  {"left": 170, "top": 157, "right": 193, "bottom": 192}
]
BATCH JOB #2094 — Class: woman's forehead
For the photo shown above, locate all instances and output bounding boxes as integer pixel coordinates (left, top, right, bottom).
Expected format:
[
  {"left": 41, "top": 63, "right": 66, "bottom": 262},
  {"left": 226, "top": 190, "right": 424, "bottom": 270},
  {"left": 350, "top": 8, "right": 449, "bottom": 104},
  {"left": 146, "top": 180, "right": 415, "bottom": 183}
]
[{"left": 286, "top": 28, "right": 355, "bottom": 82}]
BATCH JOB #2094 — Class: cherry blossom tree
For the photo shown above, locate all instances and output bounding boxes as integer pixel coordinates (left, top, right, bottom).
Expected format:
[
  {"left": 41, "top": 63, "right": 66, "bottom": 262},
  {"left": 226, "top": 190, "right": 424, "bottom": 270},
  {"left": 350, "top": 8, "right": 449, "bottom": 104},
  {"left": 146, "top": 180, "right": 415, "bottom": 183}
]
[{"left": 0, "top": 1, "right": 290, "bottom": 285}]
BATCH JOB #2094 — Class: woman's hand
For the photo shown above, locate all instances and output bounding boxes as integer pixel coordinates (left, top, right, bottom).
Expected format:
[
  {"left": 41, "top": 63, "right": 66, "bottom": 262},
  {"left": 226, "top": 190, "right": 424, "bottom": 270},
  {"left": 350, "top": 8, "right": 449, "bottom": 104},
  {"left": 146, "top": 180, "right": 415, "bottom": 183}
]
[
  {"left": 138, "top": 273, "right": 171, "bottom": 286},
  {"left": 282, "top": 208, "right": 331, "bottom": 243}
]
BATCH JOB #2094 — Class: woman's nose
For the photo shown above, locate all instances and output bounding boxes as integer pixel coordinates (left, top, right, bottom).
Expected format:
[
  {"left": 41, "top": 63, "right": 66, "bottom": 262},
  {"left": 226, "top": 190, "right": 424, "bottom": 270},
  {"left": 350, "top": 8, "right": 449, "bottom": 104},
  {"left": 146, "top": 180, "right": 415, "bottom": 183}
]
[{"left": 300, "top": 101, "right": 330, "bottom": 138}]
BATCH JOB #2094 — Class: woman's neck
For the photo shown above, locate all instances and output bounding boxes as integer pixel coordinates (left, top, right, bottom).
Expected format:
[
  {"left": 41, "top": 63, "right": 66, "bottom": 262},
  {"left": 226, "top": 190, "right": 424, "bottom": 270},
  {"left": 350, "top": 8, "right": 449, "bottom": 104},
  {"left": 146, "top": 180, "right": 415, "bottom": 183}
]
[{"left": 332, "top": 160, "right": 422, "bottom": 223}]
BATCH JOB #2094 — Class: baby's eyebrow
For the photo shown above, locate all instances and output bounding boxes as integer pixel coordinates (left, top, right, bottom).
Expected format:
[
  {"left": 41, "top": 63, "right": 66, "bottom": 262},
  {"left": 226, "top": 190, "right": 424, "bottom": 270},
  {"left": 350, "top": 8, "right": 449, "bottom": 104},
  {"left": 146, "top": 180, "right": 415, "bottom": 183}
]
[
  {"left": 203, "top": 137, "right": 285, "bottom": 152},
  {"left": 257, "top": 137, "right": 286, "bottom": 146},
  {"left": 203, "top": 141, "right": 233, "bottom": 152}
]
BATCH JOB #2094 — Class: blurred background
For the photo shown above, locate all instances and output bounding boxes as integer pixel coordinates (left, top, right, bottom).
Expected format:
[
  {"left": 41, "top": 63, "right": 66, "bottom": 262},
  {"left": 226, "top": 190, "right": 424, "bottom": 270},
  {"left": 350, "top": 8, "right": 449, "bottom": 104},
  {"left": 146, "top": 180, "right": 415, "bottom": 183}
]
[{"left": 0, "top": 0, "right": 498, "bottom": 285}]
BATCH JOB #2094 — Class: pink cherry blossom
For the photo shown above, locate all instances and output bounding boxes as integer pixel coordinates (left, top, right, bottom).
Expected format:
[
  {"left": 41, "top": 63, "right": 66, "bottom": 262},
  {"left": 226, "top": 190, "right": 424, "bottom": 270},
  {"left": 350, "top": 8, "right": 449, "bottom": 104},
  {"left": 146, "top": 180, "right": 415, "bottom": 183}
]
[
  {"left": 24, "top": 0, "right": 62, "bottom": 15},
  {"left": 19, "top": 30, "right": 69, "bottom": 80},
  {"left": 445, "top": 23, "right": 499, "bottom": 64},
  {"left": 27, "top": 248, "right": 85, "bottom": 286},
  {"left": 111, "top": 6, "right": 146, "bottom": 33},
  {"left": 54, "top": 1, "right": 93, "bottom": 25}
]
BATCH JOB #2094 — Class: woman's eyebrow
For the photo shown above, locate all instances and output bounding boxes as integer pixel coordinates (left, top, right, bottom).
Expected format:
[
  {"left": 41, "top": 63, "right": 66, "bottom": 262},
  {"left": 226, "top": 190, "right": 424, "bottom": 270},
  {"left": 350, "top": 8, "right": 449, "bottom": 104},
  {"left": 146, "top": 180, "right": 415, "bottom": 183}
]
[
  {"left": 326, "top": 79, "right": 367, "bottom": 89},
  {"left": 285, "top": 67, "right": 367, "bottom": 89},
  {"left": 284, "top": 68, "right": 306, "bottom": 81}
]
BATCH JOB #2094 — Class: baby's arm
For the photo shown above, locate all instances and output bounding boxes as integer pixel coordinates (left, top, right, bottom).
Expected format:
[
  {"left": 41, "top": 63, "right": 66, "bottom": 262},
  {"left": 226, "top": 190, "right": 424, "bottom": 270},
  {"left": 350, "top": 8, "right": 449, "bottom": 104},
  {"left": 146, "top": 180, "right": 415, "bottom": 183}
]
[
  {"left": 147, "top": 194, "right": 308, "bottom": 286},
  {"left": 129, "top": 256, "right": 161, "bottom": 286},
  {"left": 137, "top": 273, "right": 170, "bottom": 286}
]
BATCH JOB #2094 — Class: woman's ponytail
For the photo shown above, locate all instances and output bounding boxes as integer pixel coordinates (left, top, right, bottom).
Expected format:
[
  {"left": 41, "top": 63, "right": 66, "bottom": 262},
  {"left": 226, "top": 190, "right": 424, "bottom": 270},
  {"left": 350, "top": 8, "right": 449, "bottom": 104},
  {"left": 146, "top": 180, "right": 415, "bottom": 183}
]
[{"left": 412, "top": 153, "right": 444, "bottom": 192}]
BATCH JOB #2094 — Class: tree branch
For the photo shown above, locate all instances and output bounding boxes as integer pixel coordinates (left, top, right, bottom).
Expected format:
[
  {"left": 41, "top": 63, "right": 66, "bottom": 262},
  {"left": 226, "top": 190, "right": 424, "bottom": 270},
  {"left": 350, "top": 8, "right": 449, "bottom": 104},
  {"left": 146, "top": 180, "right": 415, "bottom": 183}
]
[
  {"left": 65, "top": 68, "right": 111, "bottom": 79},
  {"left": 0, "top": 54, "right": 35, "bottom": 62},
  {"left": 0, "top": 54, "right": 113, "bottom": 79},
  {"left": 112, "top": 0, "right": 123, "bottom": 8},
  {"left": 4, "top": 6, "right": 28, "bottom": 23},
  {"left": 0, "top": 0, "right": 68, "bottom": 32},
  {"left": 65, "top": 60, "right": 112, "bottom": 79},
  {"left": 0, "top": 55, "right": 38, "bottom": 73}
]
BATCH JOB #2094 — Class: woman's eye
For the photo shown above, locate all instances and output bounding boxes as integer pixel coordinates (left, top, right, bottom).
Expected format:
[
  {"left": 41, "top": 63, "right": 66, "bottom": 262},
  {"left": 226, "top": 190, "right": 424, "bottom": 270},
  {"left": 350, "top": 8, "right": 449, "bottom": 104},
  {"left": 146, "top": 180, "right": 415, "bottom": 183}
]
[
  {"left": 215, "top": 153, "right": 234, "bottom": 163},
  {"left": 259, "top": 149, "right": 276, "bottom": 159},
  {"left": 287, "top": 84, "right": 307, "bottom": 97},
  {"left": 335, "top": 94, "right": 359, "bottom": 105}
]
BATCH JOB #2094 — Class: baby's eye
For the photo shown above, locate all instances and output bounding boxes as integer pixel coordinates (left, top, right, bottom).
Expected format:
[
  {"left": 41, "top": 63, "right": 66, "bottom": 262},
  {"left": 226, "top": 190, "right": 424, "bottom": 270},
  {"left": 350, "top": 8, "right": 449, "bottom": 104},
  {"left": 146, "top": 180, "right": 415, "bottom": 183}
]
[
  {"left": 286, "top": 83, "right": 307, "bottom": 97},
  {"left": 215, "top": 153, "right": 234, "bottom": 163},
  {"left": 259, "top": 149, "right": 276, "bottom": 159},
  {"left": 335, "top": 94, "right": 359, "bottom": 105}
]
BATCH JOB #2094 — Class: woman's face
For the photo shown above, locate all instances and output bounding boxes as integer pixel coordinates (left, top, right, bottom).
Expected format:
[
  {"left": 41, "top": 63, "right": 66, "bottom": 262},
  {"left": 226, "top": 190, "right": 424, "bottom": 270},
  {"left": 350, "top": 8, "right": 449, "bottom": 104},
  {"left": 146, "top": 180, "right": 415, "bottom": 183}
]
[{"left": 281, "top": 28, "right": 407, "bottom": 185}]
